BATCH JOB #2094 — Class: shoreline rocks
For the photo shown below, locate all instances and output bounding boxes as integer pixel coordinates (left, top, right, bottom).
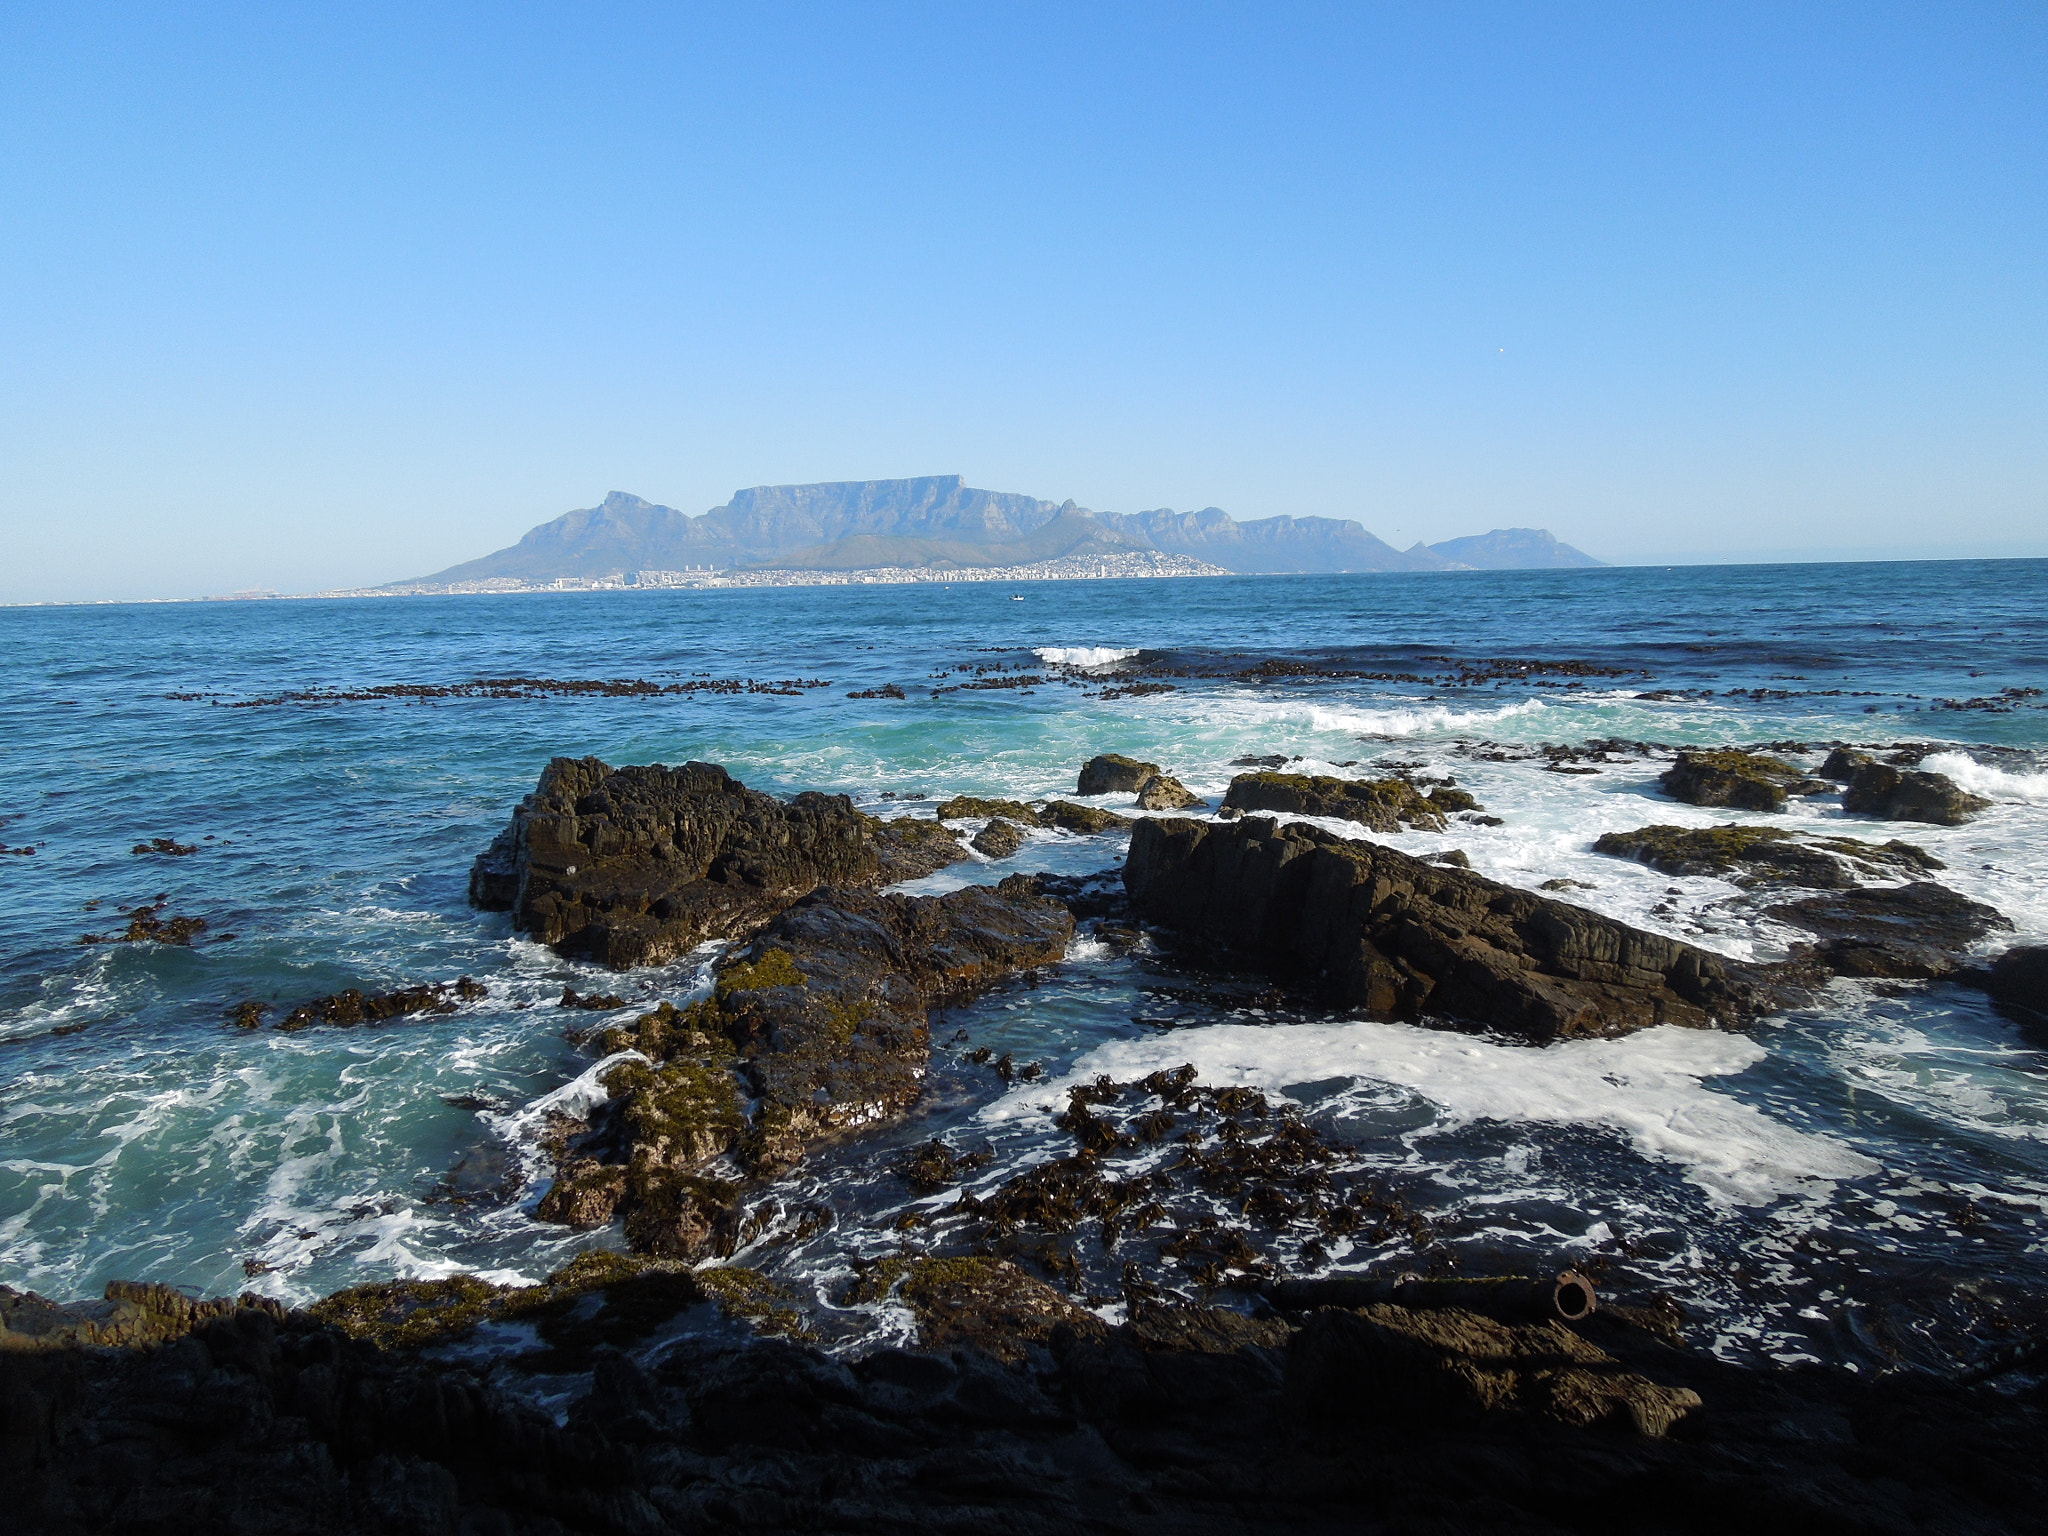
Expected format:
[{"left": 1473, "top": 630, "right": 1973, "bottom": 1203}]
[
  {"left": 1592, "top": 824, "right": 1943, "bottom": 888},
  {"left": 1220, "top": 771, "right": 1458, "bottom": 833},
  {"left": 1659, "top": 749, "right": 1828, "bottom": 812},
  {"left": 1768, "top": 882, "right": 2014, "bottom": 979},
  {"left": 1077, "top": 753, "right": 1159, "bottom": 794},
  {"left": 1124, "top": 816, "right": 1763, "bottom": 1040}
]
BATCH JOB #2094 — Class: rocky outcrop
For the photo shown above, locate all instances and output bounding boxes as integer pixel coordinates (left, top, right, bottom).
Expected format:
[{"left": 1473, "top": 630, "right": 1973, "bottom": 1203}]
[
  {"left": 1592, "top": 825, "right": 1942, "bottom": 888},
  {"left": 1819, "top": 747, "right": 1877, "bottom": 781},
  {"left": 538, "top": 876, "right": 1073, "bottom": 1255},
  {"left": 1077, "top": 753, "right": 1160, "bottom": 794},
  {"left": 469, "top": 758, "right": 972, "bottom": 967},
  {"left": 274, "top": 978, "right": 488, "bottom": 1031},
  {"left": 971, "top": 818, "right": 1027, "bottom": 858},
  {"left": 1843, "top": 762, "right": 1992, "bottom": 825},
  {"left": 1659, "top": 750, "right": 1827, "bottom": 812},
  {"left": 1221, "top": 771, "right": 1454, "bottom": 833},
  {"left": 1124, "top": 816, "right": 1762, "bottom": 1040},
  {"left": 1134, "top": 772, "right": 1204, "bottom": 811},
  {"left": 1768, "top": 882, "right": 2014, "bottom": 978}
]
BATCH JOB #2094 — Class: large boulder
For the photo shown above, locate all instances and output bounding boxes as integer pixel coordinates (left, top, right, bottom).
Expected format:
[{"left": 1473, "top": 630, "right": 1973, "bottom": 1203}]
[
  {"left": 971, "top": 818, "right": 1027, "bottom": 858},
  {"left": 1592, "top": 824, "right": 1942, "bottom": 888},
  {"left": 1221, "top": 772, "right": 1452, "bottom": 833},
  {"left": 1077, "top": 753, "right": 1162, "bottom": 795},
  {"left": 1659, "top": 750, "right": 1826, "bottom": 812},
  {"left": 538, "top": 876, "right": 1073, "bottom": 1254},
  {"left": 469, "top": 758, "right": 964, "bottom": 967},
  {"left": 1818, "top": 747, "right": 1877, "bottom": 781},
  {"left": 1123, "top": 816, "right": 1762, "bottom": 1041},
  {"left": 1984, "top": 946, "right": 2048, "bottom": 1019},
  {"left": 1135, "top": 773, "right": 1205, "bottom": 811},
  {"left": 1843, "top": 763, "right": 1992, "bottom": 826},
  {"left": 1767, "top": 882, "right": 2013, "bottom": 978}
]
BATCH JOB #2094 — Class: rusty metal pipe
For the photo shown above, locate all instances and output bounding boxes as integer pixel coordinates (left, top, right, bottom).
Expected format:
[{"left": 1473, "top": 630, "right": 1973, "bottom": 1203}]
[{"left": 1264, "top": 1270, "right": 1598, "bottom": 1325}]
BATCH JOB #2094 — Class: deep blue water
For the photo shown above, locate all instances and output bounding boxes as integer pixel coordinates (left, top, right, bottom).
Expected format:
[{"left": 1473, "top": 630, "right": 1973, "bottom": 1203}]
[{"left": 3, "top": 560, "right": 2046, "bottom": 1370}]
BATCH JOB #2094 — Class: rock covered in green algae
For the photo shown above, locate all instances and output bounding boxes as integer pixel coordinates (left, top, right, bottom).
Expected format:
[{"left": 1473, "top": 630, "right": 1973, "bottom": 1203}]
[
  {"left": 536, "top": 876, "right": 1074, "bottom": 1255},
  {"left": 1592, "top": 824, "right": 1943, "bottom": 888},
  {"left": 970, "top": 817, "right": 1028, "bottom": 858},
  {"left": 1124, "top": 815, "right": 1766, "bottom": 1040},
  {"left": 1658, "top": 749, "right": 1828, "bottom": 812},
  {"left": 1220, "top": 770, "right": 1452, "bottom": 832}
]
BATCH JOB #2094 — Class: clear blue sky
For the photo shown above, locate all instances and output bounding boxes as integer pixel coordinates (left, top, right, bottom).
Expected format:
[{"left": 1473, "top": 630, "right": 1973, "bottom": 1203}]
[{"left": 2, "top": 2, "right": 2042, "bottom": 600}]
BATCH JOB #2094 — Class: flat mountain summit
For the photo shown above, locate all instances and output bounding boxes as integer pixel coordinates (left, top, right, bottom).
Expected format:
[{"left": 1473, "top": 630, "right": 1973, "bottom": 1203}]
[{"left": 403, "top": 476, "right": 1602, "bottom": 584}]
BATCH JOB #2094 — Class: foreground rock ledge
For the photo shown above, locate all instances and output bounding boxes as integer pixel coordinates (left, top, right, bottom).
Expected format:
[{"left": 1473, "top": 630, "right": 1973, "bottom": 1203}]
[
  {"left": 470, "top": 757, "right": 968, "bottom": 967},
  {"left": 5, "top": 1267, "right": 2042, "bottom": 1535},
  {"left": 1124, "top": 816, "right": 1763, "bottom": 1040}
]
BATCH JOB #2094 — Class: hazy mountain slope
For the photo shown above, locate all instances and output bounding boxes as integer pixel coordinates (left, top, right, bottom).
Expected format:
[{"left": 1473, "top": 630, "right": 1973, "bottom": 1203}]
[
  {"left": 1094, "top": 507, "right": 1450, "bottom": 573},
  {"left": 413, "top": 493, "right": 725, "bottom": 583},
  {"left": 1428, "top": 528, "right": 1605, "bottom": 568}
]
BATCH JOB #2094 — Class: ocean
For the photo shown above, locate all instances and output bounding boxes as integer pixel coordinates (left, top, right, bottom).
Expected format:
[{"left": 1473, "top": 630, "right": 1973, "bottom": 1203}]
[{"left": 3, "top": 559, "right": 2046, "bottom": 1375}]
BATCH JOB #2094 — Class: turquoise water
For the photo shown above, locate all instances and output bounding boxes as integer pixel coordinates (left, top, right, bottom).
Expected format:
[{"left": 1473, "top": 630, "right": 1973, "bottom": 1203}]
[{"left": 3, "top": 561, "right": 2046, "bottom": 1369}]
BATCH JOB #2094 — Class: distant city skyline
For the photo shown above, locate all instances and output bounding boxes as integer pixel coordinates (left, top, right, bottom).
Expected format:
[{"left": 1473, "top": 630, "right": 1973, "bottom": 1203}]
[{"left": 2, "top": 3, "right": 2043, "bottom": 603}]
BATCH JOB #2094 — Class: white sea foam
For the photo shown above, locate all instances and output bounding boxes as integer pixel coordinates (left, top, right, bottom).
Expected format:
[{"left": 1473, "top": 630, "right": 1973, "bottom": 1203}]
[
  {"left": 1180, "top": 693, "right": 1552, "bottom": 741},
  {"left": 984, "top": 1021, "right": 1877, "bottom": 1206},
  {"left": 1035, "top": 646, "right": 1140, "bottom": 668},
  {"left": 1918, "top": 752, "right": 2048, "bottom": 805}
]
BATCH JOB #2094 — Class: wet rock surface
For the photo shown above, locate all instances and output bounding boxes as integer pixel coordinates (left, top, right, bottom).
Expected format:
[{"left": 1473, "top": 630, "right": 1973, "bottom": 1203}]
[
  {"left": 1077, "top": 753, "right": 1161, "bottom": 795},
  {"left": 1844, "top": 762, "right": 1993, "bottom": 825},
  {"left": 276, "top": 979, "right": 488, "bottom": 1032},
  {"left": 1220, "top": 770, "right": 1455, "bottom": 832},
  {"left": 1125, "top": 816, "right": 1765, "bottom": 1039},
  {"left": 6, "top": 1267, "right": 2044, "bottom": 1536},
  {"left": 1770, "top": 883, "right": 2016, "bottom": 979},
  {"left": 469, "top": 758, "right": 952, "bottom": 967},
  {"left": 537, "top": 877, "right": 1074, "bottom": 1256},
  {"left": 1659, "top": 749, "right": 1829, "bottom": 812},
  {"left": 969, "top": 818, "right": 1027, "bottom": 858},
  {"left": 1593, "top": 824, "right": 1944, "bottom": 888},
  {"left": 1985, "top": 945, "right": 2048, "bottom": 1020}
]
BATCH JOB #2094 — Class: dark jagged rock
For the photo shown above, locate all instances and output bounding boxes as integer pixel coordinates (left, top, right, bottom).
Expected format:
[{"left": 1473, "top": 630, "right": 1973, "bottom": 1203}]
[
  {"left": 971, "top": 818, "right": 1027, "bottom": 858},
  {"left": 1124, "top": 816, "right": 1763, "bottom": 1040},
  {"left": 1076, "top": 753, "right": 1160, "bottom": 795},
  {"left": 539, "top": 877, "right": 1073, "bottom": 1254},
  {"left": 7, "top": 1264, "right": 2046, "bottom": 1535},
  {"left": 559, "top": 987, "right": 629, "bottom": 1010},
  {"left": 131, "top": 836, "right": 198, "bottom": 856},
  {"left": 1221, "top": 771, "right": 1449, "bottom": 833},
  {"left": 1819, "top": 746, "right": 1878, "bottom": 781},
  {"left": 1659, "top": 749, "right": 1827, "bottom": 812},
  {"left": 1984, "top": 946, "right": 2048, "bottom": 1019},
  {"left": 277, "top": 978, "right": 487, "bottom": 1031},
  {"left": 1038, "top": 799, "right": 1134, "bottom": 833},
  {"left": 1844, "top": 762, "right": 1993, "bottom": 826},
  {"left": 1593, "top": 824, "right": 1943, "bottom": 888},
  {"left": 847, "top": 1255, "right": 1104, "bottom": 1362},
  {"left": 1134, "top": 772, "right": 1205, "bottom": 811},
  {"left": 1769, "top": 882, "right": 2014, "bottom": 978},
  {"left": 80, "top": 900, "right": 207, "bottom": 946},
  {"left": 470, "top": 757, "right": 907, "bottom": 967}
]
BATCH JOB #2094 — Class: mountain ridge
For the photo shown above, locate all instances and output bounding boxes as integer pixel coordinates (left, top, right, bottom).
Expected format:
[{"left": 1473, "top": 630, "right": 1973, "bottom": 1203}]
[{"left": 399, "top": 476, "right": 1602, "bottom": 584}]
